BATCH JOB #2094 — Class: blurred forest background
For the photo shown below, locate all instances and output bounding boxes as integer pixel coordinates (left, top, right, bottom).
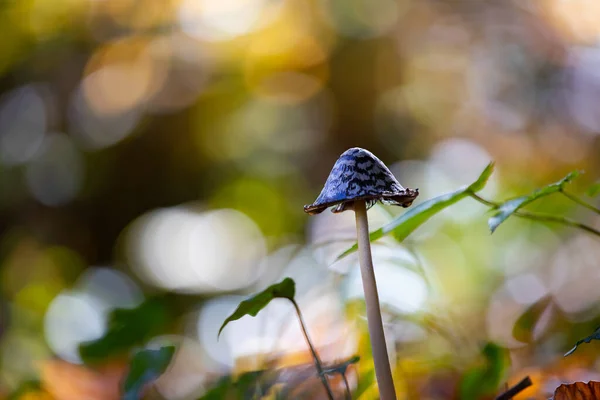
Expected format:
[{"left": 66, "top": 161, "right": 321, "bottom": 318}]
[{"left": 1, "top": 0, "right": 600, "bottom": 399}]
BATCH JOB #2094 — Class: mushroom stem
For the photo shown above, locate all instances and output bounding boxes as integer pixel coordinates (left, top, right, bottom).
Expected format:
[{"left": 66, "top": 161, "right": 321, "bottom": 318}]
[{"left": 354, "top": 201, "right": 397, "bottom": 400}]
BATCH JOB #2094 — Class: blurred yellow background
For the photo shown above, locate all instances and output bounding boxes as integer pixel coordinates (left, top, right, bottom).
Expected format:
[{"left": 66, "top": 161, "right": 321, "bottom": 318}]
[{"left": 1, "top": 0, "right": 600, "bottom": 399}]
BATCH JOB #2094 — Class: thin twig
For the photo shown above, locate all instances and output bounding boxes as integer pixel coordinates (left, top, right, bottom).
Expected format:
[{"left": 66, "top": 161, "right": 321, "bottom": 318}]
[
  {"left": 321, "top": 358, "right": 359, "bottom": 400},
  {"left": 561, "top": 190, "right": 600, "bottom": 215},
  {"left": 495, "top": 376, "right": 532, "bottom": 400},
  {"left": 341, "top": 373, "right": 351, "bottom": 400},
  {"left": 468, "top": 193, "right": 600, "bottom": 238},
  {"left": 514, "top": 210, "right": 600, "bottom": 237},
  {"left": 468, "top": 192, "right": 498, "bottom": 208},
  {"left": 291, "top": 300, "right": 335, "bottom": 400}
]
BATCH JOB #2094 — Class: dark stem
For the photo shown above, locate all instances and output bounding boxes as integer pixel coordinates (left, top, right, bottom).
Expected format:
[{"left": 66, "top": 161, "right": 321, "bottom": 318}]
[
  {"left": 342, "top": 373, "right": 351, "bottom": 400},
  {"left": 468, "top": 193, "right": 600, "bottom": 238},
  {"left": 495, "top": 376, "right": 532, "bottom": 400},
  {"left": 291, "top": 299, "right": 335, "bottom": 400},
  {"left": 561, "top": 190, "right": 600, "bottom": 215}
]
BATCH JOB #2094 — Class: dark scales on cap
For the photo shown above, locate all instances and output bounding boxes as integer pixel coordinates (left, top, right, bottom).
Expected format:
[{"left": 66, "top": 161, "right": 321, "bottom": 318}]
[{"left": 304, "top": 147, "right": 419, "bottom": 215}]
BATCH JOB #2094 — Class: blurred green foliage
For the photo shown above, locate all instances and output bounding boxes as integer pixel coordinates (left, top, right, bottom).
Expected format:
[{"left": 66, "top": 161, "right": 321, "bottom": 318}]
[
  {"left": 512, "top": 296, "right": 553, "bottom": 344},
  {"left": 79, "top": 297, "right": 173, "bottom": 364},
  {"left": 459, "top": 343, "right": 509, "bottom": 400},
  {"left": 122, "top": 346, "right": 176, "bottom": 400},
  {"left": 1, "top": 0, "right": 600, "bottom": 398}
]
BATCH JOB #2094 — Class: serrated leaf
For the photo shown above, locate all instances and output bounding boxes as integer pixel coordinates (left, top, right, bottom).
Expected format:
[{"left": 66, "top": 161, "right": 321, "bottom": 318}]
[
  {"left": 337, "top": 162, "right": 495, "bottom": 260},
  {"left": 586, "top": 181, "right": 600, "bottom": 197},
  {"left": 565, "top": 326, "right": 600, "bottom": 356},
  {"left": 79, "top": 297, "right": 171, "bottom": 364},
  {"left": 459, "top": 342, "right": 509, "bottom": 400},
  {"left": 122, "top": 346, "right": 176, "bottom": 400},
  {"left": 513, "top": 296, "right": 553, "bottom": 343},
  {"left": 218, "top": 278, "right": 295, "bottom": 338},
  {"left": 489, "top": 170, "right": 581, "bottom": 233}
]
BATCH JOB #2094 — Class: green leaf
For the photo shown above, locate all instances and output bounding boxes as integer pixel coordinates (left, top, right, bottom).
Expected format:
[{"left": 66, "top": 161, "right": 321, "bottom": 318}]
[
  {"left": 512, "top": 296, "right": 552, "bottom": 343},
  {"left": 354, "top": 368, "right": 375, "bottom": 399},
  {"left": 489, "top": 170, "right": 581, "bottom": 233},
  {"left": 197, "top": 376, "right": 232, "bottom": 399},
  {"left": 122, "top": 346, "right": 176, "bottom": 400},
  {"left": 197, "top": 370, "right": 279, "bottom": 399},
  {"left": 79, "top": 297, "right": 172, "bottom": 364},
  {"left": 337, "top": 162, "right": 495, "bottom": 259},
  {"left": 7, "top": 379, "right": 42, "bottom": 400},
  {"left": 565, "top": 326, "right": 600, "bottom": 356},
  {"left": 388, "top": 188, "right": 477, "bottom": 243},
  {"left": 586, "top": 181, "right": 600, "bottom": 197},
  {"left": 459, "top": 342, "right": 509, "bottom": 400},
  {"left": 218, "top": 278, "right": 295, "bottom": 338},
  {"left": 467, "top": 162, "right": 496, "bottom": 192}
]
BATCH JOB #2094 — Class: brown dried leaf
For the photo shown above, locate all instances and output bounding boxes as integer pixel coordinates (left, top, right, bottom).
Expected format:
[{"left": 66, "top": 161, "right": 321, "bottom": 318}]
[{"left": 554, "top": 381, "right": 600, "bottom": 400}]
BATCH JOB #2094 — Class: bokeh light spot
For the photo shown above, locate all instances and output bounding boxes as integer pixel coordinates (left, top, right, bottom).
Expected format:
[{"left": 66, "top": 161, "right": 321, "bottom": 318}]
[
  {"left": 127, "top": 206, "right": 266, "bottom": 293},
  {"left": 25, "top": 134, "right": 84, "bottom": 206},
  {"left": 44, "top": 292, "right": 105, "bottom": 364},
  {"left": 68, "top": 83, "right": 141, "bottom": 150},
  {"left": 43, "top": 266, "right": 144, "bottom": 364},
  {"left": 0, "top": 85, "right": 47, "bottom": 166},
  {"left": 178, "top": 0, "right": 276, "bottom": 42},
  {"left": 345, "top": 254, "right": 427, "bottom": 314},
  {"left": 320, "top": 0, "right": 401, "bottom": 39}
]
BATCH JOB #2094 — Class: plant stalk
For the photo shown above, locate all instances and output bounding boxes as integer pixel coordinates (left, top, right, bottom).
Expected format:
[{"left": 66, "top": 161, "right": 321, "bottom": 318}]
[
  {"left": 561, "top": 190, "right": 600, "bottom": 215},
  {"left": 342, "top": 373, "right": 351, "bottom": 400},
  {"left": 291, "top": 300, "right": 335, "bottom": 400},
  {"left": 495, "top": 376, "right": 532, "bottom": 400},
  {"left": 468, "top": 193, "right": 600, "bottom": 238},
  {"left": 354, "top": 201, "right": 397, "bottom": 400}
]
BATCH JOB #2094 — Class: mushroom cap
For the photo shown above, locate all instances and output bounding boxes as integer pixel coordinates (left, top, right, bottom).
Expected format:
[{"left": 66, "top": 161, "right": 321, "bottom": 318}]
[{"left": 304, "top": 147, "right": 419, "bottom": 215}]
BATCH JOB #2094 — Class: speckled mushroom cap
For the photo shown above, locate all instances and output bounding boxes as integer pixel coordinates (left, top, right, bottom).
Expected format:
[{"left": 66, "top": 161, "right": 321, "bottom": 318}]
[{"left": 304, "top": 147, "right": 419, "bottom": 215}]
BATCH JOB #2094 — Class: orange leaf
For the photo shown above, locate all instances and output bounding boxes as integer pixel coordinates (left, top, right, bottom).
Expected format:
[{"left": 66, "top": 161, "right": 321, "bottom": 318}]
[
  {"left": 554, "top": 381, "right": 600, "bottom": 399},
  {"left": 40, "top": 360, "right": 127, "bottom": 400}
]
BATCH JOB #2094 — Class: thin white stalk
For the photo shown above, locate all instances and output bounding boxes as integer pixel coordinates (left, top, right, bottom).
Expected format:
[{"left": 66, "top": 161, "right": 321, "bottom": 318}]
[{"left": 354, "top": 201, "right": 397, "bottom": 400}]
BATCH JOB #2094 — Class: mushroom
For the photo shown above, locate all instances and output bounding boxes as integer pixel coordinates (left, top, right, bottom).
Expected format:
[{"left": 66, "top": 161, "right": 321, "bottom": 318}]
[{"left": 304, "top": 147, "right": 418, "bottom": 400}]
